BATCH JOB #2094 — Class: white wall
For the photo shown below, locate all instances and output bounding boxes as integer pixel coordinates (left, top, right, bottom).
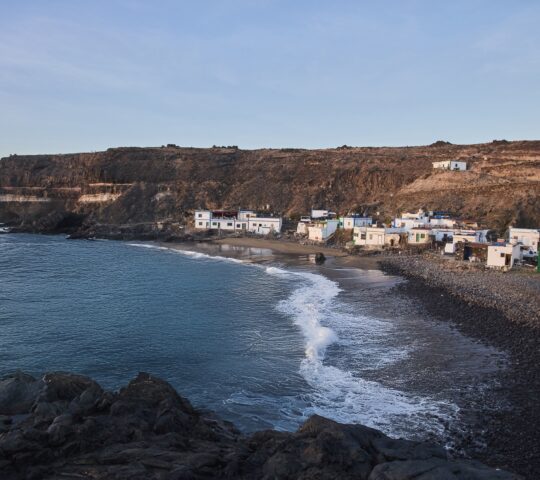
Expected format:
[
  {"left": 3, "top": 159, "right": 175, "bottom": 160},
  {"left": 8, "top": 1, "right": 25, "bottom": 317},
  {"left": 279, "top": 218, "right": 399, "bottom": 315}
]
[
  {"left": 509, "top": 228, "right": 539, "bottom": 255},
  {"left": 343, "top": 217, "right": 372, "bottom": 229},
  {"left": 487, "top": 244, "right": 520, "bottom": 268}
]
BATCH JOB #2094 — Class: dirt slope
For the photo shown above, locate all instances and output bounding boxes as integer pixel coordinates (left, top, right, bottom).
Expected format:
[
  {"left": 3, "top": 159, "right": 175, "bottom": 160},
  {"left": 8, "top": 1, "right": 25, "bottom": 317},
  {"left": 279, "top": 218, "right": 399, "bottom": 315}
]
[{"left": 1, "top": 141, "right": 539, "bottom": 233}]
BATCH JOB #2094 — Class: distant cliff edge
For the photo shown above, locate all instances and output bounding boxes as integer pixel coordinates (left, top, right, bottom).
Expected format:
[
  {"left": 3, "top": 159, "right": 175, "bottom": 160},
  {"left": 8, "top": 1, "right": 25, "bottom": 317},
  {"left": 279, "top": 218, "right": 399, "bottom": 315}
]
[{"left": 1, "top": 141, "right": 539, "bottom": 235}]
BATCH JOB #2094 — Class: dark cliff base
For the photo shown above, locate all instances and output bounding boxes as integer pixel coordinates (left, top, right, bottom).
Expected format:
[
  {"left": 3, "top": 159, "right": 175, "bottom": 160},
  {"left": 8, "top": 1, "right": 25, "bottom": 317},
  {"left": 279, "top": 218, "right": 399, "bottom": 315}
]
[
  {"left": 0, "top": 372, "right": 519, "bottom": 480},
  {"left": 379, "top": 260, "right": 540, "bottom": 479}
]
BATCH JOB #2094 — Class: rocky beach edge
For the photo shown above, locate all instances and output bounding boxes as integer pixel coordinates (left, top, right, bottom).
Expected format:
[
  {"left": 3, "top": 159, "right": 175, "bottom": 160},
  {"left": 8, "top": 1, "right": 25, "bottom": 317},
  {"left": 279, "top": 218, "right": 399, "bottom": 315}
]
[
  {"left": 378, "top": 255, "right": 540, "bottom": 479},
  {"left": 0, "top": 370, "right": 521, "bottom": 480}
]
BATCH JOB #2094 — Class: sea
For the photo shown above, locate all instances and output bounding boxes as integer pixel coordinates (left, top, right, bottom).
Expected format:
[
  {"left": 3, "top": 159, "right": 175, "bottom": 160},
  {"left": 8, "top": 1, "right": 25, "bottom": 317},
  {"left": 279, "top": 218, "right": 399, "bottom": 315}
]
[{"left": 0, "top": 234, "right": 507, "bottom": 444}]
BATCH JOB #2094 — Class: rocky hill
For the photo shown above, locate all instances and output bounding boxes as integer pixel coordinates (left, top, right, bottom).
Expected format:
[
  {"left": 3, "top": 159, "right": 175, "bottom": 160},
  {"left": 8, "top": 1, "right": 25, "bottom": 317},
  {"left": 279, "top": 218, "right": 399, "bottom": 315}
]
[
  {"left": 0, "top": 371, "right": 519, "bottom": 479},
  {"left": 1, "top": 141, "right": 539, "bottom": 234}
]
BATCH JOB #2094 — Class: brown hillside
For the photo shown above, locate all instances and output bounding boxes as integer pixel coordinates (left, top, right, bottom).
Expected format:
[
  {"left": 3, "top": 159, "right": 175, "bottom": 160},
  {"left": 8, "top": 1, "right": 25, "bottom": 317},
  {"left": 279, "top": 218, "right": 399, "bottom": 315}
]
[{"left": 1, "top": 141, "right": 539, "bottom": 233}]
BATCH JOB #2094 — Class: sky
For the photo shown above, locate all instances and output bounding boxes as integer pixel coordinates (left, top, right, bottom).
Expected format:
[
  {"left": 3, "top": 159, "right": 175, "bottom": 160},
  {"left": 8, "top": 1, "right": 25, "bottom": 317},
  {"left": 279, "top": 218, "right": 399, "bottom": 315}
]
[{"left": 0, "top": 0, "right": 539, "bottom": 157}]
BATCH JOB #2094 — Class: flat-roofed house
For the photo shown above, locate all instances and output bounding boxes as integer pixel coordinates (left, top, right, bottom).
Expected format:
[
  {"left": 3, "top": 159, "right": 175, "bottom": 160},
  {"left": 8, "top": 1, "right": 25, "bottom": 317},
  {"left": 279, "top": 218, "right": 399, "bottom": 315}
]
[
  {"left": 342, "top": 214, "right": 373, "bottom": 229},
  {"left": 509, "top": 227, "right": 540, "bottom": 257},
  {"left": 407, "top": 227, "right": 432, "bottom": 245},
  {"left": 307, "top": 219, "right": 339, "bottom": 242},
  {"left": 353, "top": 226, "right": 402, "bottom": 248},
  {"left": 487, "top": 243, "right": 521, "bottom": 269}
]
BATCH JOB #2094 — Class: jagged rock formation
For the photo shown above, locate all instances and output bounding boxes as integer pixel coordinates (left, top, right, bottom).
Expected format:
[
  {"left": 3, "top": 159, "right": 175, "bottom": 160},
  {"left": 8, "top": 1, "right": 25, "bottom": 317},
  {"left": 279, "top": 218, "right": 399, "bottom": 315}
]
[
  {"left": 0, "top": 141, "right": 539, "bottom": 235},
  {"left": 0, "top": 371, "right": 520, "bottom": 479}
]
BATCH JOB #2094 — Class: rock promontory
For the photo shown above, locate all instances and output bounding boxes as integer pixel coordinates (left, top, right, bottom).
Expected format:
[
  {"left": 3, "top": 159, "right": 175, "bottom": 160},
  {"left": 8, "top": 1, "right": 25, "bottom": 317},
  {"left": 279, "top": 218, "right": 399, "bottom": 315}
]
[{"left": 0, "top": 371, "right": 520, "bottom": 479}]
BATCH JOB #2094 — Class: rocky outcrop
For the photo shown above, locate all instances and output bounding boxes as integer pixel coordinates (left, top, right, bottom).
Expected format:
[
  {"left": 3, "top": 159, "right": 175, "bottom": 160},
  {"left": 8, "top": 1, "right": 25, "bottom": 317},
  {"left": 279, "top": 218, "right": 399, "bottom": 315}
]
[
  {"left": 0, "top": 371, "right": 520, "bottom": 479},
  {"left": 1, "top": 141, "right": 539, "bottom": 234}
]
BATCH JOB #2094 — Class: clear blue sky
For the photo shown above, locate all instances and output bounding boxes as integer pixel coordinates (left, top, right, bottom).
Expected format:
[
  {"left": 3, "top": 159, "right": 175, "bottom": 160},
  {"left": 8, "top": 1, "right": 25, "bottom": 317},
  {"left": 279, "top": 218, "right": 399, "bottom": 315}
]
[{"left": 1, "top": 0, "right": 539, "bottom": 157}]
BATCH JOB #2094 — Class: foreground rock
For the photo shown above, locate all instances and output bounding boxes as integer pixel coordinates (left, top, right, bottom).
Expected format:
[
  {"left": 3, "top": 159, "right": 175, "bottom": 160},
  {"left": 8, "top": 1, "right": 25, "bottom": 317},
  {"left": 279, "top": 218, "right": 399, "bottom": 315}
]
[{"left": 0, "top": 371, "right": 520, "bottom": 479}]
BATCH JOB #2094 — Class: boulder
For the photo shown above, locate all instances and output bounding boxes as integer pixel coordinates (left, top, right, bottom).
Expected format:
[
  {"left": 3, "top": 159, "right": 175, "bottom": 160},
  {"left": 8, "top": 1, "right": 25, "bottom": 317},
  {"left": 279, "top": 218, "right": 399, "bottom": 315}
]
[{"left": 0, "top": 371, "right": 42, "bottom": 415}]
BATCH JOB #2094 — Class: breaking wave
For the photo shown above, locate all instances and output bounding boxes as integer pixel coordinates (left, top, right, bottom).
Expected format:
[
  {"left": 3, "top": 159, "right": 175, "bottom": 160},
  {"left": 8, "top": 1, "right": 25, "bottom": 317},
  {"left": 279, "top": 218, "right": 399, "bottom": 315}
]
[
  {"left": 128, "top": 242, "right": 458, "bottom": 438},
  {"left": 266, "top": 266, "right": 458, "bottom": 438}
]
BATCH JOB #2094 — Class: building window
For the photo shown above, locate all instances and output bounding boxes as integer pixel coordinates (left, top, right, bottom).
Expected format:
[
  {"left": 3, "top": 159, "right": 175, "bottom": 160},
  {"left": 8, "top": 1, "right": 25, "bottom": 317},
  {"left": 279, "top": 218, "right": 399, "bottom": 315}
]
[
  {"left": 198, "top": 222, "right": 203, "bottom": 226},
  {"left": 198, "top": 213, "right": 202, "bottom": 218},
  {"left": 236, "top": 225, "right": 241, "bottom": 228},
  {"left": 361, "top": 234, "right": 366, "bottom": 240},
  {"left": 212, "top": 222, "right": 217, "bottom": 226},
  {"left": 227, "top": 223, "right": 233, "bottom": 227},
  {"left": 500, "top": 253, "right": 505, "bottom": 258}
]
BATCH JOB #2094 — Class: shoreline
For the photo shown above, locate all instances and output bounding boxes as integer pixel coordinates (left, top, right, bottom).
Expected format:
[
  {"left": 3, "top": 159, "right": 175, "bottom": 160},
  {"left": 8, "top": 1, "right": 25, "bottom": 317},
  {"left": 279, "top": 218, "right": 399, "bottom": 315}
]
[
  {"left": 378, "top": 258, "right": 540, "bottom": 479},
  {"left": 162, "top": 238, "right": 539, "bottom": 478},
  {"left": 4, "top": 233, "right": 539, "bottom": 477}
]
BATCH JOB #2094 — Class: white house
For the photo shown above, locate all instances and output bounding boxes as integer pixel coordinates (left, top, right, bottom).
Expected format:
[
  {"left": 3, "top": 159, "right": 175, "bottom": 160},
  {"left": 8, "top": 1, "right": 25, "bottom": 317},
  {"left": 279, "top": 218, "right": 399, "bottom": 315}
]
[
  {"left": 310, "top": 209, "right": 337, "bottom": 220},
  {"left": 432, "top": 160, "right": 467, "bottom": 171},
  {"left": 342, "top": 215, "right": 373, "bottom": 229},
  {"left": 444, "top": 229, "right": 491, "bottom": 254},
  {"left": 407, "top": 227, "right": 432, "bottom": 245},
  {"left": 307, "top": 219, "right": 339, "bottom": 242},
  {"left": 393, "top": 209, "right": 430, "bottom": 229},
  {"left": 486, "top": 243, "right": 521, "bottom": 269},
  {"left": 194, "top": 210, "right": 282, "bottom": 234},
  {"left": 353, "top": 226, "right": 403, "bottom": 248},
  {"left": 508, "top": 227, "right": 540, "bottom": 257}
]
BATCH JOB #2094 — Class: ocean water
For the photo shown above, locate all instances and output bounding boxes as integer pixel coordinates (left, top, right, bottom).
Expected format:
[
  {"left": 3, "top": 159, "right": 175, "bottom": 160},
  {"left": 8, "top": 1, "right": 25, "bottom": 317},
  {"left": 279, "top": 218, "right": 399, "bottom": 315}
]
[{"left": 0, "top": 234, "right": 505, "bottom": 441}]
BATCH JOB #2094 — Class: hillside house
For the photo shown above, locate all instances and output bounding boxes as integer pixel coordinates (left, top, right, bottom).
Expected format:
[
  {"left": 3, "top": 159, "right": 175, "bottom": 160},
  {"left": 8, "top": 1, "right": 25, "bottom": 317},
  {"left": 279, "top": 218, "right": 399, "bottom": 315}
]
[
  {"left": 194, "top": 210, "right": 282, "bottom": 234},
  {"left": 353, "top": 226, "right": 403, "bottom": 248},
  {"left": 311, "top": 209, "right": 336, "bottom": 220},
  {"left": 432, "top": 160, "right": 467, "bottom": 171},
  {"left": 508, "top": 227, "right": 540, "bottom": 257},
  {"left": 486, "top": 243, "right": 521, "bottom": 269},
  {"left": 342, "top": 214, "right": 373, "bottom": 229},
  {"left": 307, "top": 219, "right": 339, "bottom": 242},
  {"left": 407, "top": 227, "right": 432, "bottom": 245},
  {"left": 393, "top": 209, "right": 430, "bottom": 229}
]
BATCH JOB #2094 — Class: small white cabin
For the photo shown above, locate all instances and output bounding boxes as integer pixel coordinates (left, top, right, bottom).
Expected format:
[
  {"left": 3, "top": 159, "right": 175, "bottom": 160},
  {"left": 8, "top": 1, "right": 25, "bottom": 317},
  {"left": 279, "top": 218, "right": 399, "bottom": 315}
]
[
  {"left": 353, "top": 226, "right": 402, "bottom": 248},
  {"left": 432, "top": 160, "right": 467, "bottom": 171},
  {"left": 486, "top": 243, "right": 521, "bottom": 269},
  {"left": 342, "top": 215, "right": 372, "bottom": 229},
  {"left": 307, "top": 219, "right": 339, "bottom": 242}
]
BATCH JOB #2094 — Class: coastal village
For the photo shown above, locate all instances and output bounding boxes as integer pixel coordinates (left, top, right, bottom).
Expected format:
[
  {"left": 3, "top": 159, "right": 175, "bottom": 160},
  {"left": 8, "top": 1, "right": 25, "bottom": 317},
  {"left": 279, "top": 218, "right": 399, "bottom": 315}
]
[{"left": 193, "top": 160, "right": 540, "bottom": 271}]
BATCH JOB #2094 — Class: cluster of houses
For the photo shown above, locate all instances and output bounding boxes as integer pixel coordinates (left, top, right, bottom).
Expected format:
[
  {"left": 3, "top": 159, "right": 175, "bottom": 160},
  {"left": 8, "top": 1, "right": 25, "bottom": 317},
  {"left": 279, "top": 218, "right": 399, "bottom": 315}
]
[{"left": 193, "top": 207, "right": 539, "bottom": 270}]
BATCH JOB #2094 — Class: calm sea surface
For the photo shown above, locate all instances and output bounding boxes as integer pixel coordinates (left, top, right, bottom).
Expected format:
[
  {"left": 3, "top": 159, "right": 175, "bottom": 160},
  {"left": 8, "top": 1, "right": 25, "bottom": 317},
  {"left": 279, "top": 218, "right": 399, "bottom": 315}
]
[{"left": 0, "top": 234, "right": 506, "bottom": 441}]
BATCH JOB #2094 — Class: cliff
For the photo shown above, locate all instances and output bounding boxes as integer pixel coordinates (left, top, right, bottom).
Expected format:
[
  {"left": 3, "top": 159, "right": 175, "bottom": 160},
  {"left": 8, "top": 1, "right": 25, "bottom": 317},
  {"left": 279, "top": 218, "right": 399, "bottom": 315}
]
[
  {"left": 0, "top": 371, "right": 520, "bottom": 479},
  {"left": 1, "top": 141, "right": 539, "bottom": 235}
]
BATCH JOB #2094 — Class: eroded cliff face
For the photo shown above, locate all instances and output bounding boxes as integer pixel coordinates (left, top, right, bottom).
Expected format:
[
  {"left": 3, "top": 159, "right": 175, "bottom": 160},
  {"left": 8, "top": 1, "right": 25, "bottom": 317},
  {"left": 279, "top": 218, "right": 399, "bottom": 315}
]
[{"left": 1, "top": 141, "right": 539, "bottom": 233}]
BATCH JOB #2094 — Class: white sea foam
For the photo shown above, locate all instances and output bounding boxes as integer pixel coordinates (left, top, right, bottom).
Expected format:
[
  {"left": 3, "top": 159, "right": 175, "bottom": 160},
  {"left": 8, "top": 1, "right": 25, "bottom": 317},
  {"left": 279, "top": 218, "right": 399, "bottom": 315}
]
[
  {"left": 127, "top": 243, "right": 246, "bottom": 264},
  {"left": 128, "top": 242, "right": 458, "bottom": 438},
  {"left": 268, "top": 266, "right": 458, "bottom": 438}
]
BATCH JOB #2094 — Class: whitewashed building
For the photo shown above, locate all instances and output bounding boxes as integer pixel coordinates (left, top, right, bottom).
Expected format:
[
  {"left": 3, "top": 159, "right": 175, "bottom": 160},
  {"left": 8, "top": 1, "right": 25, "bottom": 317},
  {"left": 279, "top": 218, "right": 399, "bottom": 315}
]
[
  {"left": 307, "top": 219, "right": 339, "bottom": 242},
  {"left": 432, "top": 160, "right": 467, "bottom": 171},
  {"left": 342, "top": 215, "right": 373, "bottom": 229},
  {"left": 310, "top": 209, "right": 337, "bottom": 220},
  {"left": 194, "top": 210, "right": 282, "bottom": 234},
  {"left": 486, "top": 243, "right": 521, "bottom": 269},
  {"left": 407, "top": 228, "right": 433, "bottom": 245},
  {"left": 353, "top": 226, "right": 403, "bottom": 248},
  {"left": 508, "top": 227, "right": 540, "bottom": 257}
]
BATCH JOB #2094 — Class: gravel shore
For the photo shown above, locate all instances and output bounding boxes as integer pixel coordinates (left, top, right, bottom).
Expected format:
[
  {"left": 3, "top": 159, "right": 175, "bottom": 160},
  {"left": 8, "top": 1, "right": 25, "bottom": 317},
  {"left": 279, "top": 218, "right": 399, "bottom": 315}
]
[{"left": 379, "top": 254, "right": 540, "bottom": 479}]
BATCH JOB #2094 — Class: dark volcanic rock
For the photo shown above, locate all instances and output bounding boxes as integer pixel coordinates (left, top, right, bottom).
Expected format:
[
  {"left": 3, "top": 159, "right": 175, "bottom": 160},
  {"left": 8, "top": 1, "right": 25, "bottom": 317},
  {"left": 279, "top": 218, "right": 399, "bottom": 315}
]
[
  {"left": 0, "top": 372, "right": 521, "bottom": 480},
  {"left": 0, "top": 371, "right": 42, "bottom": 415}
]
